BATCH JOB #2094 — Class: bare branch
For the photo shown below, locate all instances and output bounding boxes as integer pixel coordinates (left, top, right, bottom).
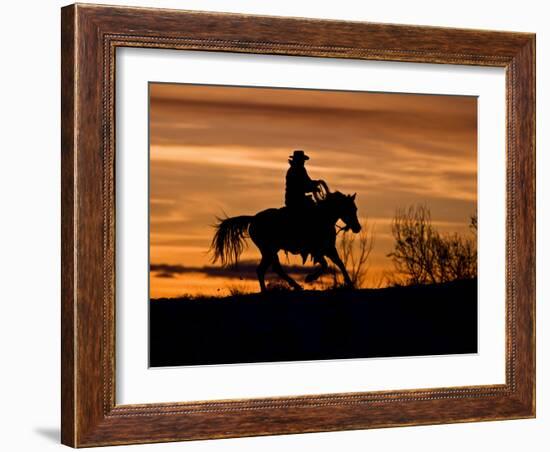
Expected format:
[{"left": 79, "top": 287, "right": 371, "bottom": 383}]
[
  {"left": 388, "top": 205, "right": 477, "bottom": 285},
  {"left": 328, "top": 219, "right": 375, "bottom": 289}
]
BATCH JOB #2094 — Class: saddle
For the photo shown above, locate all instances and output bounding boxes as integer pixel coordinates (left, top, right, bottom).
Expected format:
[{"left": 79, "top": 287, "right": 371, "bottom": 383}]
[
  {"left": 280, "top": 182, "right": 330, "bottom": 263},
  {"left": 280, "top": 200, "right": 319, "bottom": 263}
]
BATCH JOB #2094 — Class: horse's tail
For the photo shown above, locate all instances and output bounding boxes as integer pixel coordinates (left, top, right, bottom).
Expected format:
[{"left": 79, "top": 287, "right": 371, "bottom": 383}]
[{"left": 210, "top": 215, "right": 254, "bottom": 267}]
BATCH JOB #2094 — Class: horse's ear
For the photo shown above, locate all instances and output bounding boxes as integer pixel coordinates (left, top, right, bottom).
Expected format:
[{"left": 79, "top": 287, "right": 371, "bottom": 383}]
[{"left": 351, "top": 193, "right": 357, "bottom": 200}]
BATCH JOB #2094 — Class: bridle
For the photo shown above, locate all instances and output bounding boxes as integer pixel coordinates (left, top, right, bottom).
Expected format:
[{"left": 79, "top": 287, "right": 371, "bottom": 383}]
[{"left": 314, "top": 181, "right": 354, "bottom": 235}]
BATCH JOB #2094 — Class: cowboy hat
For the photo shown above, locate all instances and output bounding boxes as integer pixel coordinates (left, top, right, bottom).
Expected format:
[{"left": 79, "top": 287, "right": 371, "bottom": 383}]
[{"left": 289, "top": 150, "right": 310, "bottom": 161}]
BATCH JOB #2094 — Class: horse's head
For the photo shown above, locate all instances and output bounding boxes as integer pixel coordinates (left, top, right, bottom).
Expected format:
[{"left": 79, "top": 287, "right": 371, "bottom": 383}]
[{"left": 326, "top": 191, "right": 361, "bottom": 233}]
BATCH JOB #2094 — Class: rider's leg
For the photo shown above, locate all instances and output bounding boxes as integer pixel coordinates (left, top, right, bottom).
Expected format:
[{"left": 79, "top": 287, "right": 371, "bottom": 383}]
[
  {"left": 326, "top": 247, "right": 354, "bottom": 287},
  {"left": 305, "top": 256, "right": 328, "bottom": 283},
  {"left": 272, "top": 253, "right": 302, "bottom": 290},
  {"left": 256, "top": 253, "right": 272, "bottom": 292}
]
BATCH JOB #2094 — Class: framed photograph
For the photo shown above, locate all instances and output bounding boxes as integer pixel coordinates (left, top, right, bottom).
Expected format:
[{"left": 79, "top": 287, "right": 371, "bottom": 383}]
[{"left": 61, "top": 3, "right": 535, "bottom": 447}]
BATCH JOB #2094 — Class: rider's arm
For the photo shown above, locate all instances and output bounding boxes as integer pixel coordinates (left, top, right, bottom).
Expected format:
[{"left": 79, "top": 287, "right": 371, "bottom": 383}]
[{"left": 302, "top": 168, "right": 319, "bottom": 193}]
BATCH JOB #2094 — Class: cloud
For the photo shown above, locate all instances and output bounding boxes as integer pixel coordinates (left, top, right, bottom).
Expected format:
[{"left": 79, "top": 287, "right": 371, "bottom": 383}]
[
  {"left": 149, "top": 83, "right": 478, "bottom": 293},
  {"left": 151, "top": 261, "right": 317, "bottom": 280}
]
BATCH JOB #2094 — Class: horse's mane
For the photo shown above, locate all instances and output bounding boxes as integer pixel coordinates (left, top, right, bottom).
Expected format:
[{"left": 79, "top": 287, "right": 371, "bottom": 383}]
[{"left": 318, "top": 190, "right": 347, "bottom": 206}]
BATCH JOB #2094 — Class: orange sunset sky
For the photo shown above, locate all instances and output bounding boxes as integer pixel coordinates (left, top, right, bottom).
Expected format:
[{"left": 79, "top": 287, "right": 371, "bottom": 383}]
[{"left": 149, "top": 83, "right": 477, "bottom": 298}]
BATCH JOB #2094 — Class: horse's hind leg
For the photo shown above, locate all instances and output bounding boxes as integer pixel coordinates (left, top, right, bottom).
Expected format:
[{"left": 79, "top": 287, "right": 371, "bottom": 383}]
[
  {"left": 305, "top": 256, "right": 328, "bottom": 283},
  {"left": 272, "top": 254, "right": 302, "bottom": 291},
  {"left": 257, "top": 253, "right": 272, "bottom": 292}
]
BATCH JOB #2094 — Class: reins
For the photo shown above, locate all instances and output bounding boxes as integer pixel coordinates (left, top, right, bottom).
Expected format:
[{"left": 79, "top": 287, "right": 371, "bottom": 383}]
[{"left": 313, "top": 181, "right": 352, "bottom": 236}]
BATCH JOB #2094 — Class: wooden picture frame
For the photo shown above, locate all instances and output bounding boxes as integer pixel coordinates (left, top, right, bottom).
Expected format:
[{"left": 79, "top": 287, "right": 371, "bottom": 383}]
[{"left": 61, "top": 3, "right": 535, "bottom": 447}]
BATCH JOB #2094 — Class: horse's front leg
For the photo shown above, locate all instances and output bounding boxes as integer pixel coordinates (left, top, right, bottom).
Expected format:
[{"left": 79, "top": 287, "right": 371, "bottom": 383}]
[
  {"left": 305, "top": 256, "right": 328, "bottom": 283},
  {"left": 326, "top": 247, "right": 354, "bottom": 288}
]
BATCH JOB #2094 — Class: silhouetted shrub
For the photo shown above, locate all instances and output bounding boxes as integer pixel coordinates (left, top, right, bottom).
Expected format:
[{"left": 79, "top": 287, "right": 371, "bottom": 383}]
[
  {"left": 326, "top": 219, "right": 375, "bottom": 289},
  {"left": 388, "top": 205, "right": 477, "bottom": 285}
]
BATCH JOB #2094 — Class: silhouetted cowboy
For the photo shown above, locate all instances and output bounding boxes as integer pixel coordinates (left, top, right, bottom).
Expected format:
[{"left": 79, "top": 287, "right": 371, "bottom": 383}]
[{"left": 284, "top": 150, "right": 321, "bottom": 209}]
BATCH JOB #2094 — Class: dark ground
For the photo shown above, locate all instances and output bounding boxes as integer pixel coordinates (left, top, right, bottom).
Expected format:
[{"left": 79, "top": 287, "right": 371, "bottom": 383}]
[{"left": 149, "top": 279, "right": 477, "bottom": 367}]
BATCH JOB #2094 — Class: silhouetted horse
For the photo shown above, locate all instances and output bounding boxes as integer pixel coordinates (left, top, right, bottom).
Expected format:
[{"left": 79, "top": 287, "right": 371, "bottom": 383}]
[{"left": 211, "top": 188, "right": 361, "bottom": 292}]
